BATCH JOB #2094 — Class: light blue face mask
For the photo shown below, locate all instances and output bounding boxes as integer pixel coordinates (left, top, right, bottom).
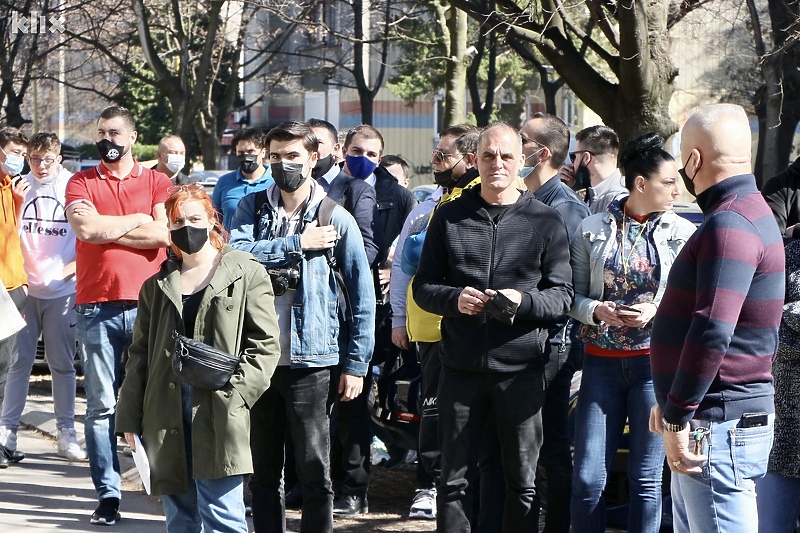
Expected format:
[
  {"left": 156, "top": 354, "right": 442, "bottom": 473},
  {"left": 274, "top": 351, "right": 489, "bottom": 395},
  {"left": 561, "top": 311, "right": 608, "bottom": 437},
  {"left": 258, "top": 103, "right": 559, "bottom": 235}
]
[
  {"left": 1, "top": 147, "right": 25, "bottom": 177},
  {"left": 519, "top": 148, "right": 544, "bottom": 178}
]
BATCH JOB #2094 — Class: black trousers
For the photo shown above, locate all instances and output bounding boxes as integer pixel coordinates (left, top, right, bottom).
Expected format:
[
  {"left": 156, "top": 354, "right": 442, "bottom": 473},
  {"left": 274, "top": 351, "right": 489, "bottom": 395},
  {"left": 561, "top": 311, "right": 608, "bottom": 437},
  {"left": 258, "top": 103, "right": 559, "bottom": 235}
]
[
  {"left": 416, "top": 341, "right": 442, "bottom": 488},
  {"left": 437, "top": 367, "right": 545, "bottom": 533},
  {"left": 249, "top": 367, "right": 334, "bottom": 533}
]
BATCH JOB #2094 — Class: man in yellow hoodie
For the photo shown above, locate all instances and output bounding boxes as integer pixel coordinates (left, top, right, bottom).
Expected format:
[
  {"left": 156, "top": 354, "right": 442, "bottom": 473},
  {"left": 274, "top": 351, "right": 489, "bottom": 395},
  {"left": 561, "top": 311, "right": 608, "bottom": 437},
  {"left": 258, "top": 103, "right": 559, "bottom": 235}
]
[
  {"left": 0, "top": 127, "right": 29, "bottom": 468},
  {"left": 390, "top": 124, "right": 479, "bottom": 519}
]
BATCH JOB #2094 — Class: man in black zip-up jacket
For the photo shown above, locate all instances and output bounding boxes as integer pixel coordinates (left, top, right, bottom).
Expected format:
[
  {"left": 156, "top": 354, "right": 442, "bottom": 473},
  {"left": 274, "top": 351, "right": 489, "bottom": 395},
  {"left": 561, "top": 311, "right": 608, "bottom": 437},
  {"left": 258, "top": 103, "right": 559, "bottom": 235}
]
[{"left": 413, "top": 123, "right": 573, "bottom": 531}]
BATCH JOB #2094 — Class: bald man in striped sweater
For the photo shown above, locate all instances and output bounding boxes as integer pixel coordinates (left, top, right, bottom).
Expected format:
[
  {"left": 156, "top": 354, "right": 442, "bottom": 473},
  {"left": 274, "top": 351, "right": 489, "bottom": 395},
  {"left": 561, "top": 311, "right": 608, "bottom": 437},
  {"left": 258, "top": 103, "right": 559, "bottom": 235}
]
[{"left": 649, "top": 104, "right": 785, "bottom": 533}]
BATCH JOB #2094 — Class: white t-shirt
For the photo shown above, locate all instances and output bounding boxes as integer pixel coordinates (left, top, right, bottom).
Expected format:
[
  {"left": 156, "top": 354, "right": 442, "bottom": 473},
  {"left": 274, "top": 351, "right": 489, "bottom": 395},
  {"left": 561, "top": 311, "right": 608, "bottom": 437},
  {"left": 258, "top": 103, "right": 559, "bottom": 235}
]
[{"left": 18, "top": 166, "right": 77, "bottom": 299}]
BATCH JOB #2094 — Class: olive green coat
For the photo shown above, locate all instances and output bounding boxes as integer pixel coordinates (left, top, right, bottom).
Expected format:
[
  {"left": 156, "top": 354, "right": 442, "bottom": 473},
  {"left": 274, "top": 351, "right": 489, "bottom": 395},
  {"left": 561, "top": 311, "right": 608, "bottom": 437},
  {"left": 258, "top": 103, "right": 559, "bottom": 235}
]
[{"left": 116, "top": 246, "right": 280, "bottom": 495}]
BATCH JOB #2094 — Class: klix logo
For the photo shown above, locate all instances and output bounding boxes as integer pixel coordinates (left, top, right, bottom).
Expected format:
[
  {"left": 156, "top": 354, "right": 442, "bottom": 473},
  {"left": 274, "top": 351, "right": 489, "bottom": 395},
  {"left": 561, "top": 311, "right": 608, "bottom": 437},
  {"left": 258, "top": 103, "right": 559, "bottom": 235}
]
[{"left": 10, "top": 11, "right": 66, "bottom": 34}]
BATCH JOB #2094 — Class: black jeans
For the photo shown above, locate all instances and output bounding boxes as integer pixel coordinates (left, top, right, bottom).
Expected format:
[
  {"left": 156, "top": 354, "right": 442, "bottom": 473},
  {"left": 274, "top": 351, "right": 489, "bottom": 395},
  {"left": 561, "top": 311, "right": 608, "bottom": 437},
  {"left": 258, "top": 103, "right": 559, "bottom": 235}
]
[
  {"left": 332, "top": 365, "right": 373, "bottom": 497},
  {"left": 249, "top": 367, "right": 334, "bottom": 533},
  {"left": 416, "top": 341, "right": 442, "bottom": 489},
  {"left": 438, "top": 366, "right": 545, "bottom": 532},
  {"left": 478, "top": 339, "right": 582, "bottom": 533},
  {"left": 534, "top": 339, "right": 581, "bottom": 533}
]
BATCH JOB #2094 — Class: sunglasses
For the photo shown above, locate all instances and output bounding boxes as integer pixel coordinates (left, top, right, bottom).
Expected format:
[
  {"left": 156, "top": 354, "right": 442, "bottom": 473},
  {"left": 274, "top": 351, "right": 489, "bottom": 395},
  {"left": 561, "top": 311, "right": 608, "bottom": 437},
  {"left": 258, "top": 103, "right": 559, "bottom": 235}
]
[
  {"left": 520, "top": 133, "right": 547, "bottom": 149},
  {"left": 568, "top": 150, "right": 594, "bottom": 163},
  {"left": 432, "top": 150, "right": 463, "bottom": 163}
]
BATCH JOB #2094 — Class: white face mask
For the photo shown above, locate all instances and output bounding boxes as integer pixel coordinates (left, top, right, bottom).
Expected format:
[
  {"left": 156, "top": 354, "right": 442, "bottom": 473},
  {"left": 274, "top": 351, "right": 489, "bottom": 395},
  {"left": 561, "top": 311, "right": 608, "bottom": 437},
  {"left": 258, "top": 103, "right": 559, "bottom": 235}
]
[{"left": 165, "top": 154, "right": 185, "bottom": 175}]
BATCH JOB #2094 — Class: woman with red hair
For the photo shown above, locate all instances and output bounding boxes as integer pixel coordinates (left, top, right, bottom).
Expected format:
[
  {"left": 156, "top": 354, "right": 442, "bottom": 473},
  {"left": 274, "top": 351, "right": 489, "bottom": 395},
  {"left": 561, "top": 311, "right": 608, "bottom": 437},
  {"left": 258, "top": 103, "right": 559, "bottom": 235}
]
[{"left": 116, "top": 185, "right": 280, "bottom": 532}]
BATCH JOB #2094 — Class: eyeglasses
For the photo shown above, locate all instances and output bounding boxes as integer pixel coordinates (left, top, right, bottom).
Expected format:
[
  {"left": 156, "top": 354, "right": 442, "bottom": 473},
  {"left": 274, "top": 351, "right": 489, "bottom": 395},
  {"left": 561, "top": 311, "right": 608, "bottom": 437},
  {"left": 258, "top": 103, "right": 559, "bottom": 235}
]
[
  {"left": 520, "top": 133, "right": 547, "bottom": 149},
  {"left": 432, "top": 150, "right": 463, "bottom": 163},
  {"left": 29, "top": 157, "right": 56, "bottom": 167},
  {"left": 168, "top": 183, "right": 205, "bottom": 195},
  {"left": 568, "top": 150, "right": 594, "bottom": 163}
]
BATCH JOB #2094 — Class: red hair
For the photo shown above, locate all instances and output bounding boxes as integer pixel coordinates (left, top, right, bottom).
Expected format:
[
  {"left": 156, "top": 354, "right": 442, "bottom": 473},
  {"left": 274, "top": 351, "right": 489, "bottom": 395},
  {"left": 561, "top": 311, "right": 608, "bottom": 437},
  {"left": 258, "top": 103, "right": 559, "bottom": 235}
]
[{"left": 164, "top": 186, "right": 228, "bottom": 259}]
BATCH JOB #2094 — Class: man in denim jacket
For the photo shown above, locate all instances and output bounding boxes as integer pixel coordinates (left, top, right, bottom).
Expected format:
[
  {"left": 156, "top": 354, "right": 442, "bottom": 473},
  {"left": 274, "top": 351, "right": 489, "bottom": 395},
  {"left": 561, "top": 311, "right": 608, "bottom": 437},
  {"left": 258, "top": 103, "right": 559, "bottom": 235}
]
[{"left": 229, "top": 121, "right": 376, "bottom": 533}]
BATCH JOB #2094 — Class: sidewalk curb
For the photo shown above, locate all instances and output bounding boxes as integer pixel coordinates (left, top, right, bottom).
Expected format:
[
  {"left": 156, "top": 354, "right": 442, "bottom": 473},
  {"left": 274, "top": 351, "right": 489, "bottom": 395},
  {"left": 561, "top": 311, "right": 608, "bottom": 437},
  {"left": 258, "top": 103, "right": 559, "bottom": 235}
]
[{"left": 19, "top": 392, "right": 144, "bottom": 490}]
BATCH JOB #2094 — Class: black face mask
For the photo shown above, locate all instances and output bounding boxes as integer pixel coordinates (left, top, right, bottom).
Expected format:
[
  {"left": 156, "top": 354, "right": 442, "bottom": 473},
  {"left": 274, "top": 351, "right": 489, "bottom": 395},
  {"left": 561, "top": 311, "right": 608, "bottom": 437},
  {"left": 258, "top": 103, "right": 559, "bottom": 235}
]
[
  {"left": 170, "top": 225, "right": 209, "bottom": 255},
  {"left": 678, "top": 155, "right": 700, "bottom": 198},
  {"left": 433, "top": 156, "right": 465, "bottom": 189},
  {"left": 272, "top": 161, "right": 307, "bottom": 193},
  {"left": 312, "top": 154, "right": 335, "bottom": 180},
  {"left": 433, "top": 168, "right": 457, "bottom": 189},
  {"left": 574, "top": 164, "right": 591, "bottom": 190},
  {"left": 238, "top": 154, "right": 260, "bottom": 174},
  {"left": 96, "top": 139, "right": 127, "bottom": 164}
]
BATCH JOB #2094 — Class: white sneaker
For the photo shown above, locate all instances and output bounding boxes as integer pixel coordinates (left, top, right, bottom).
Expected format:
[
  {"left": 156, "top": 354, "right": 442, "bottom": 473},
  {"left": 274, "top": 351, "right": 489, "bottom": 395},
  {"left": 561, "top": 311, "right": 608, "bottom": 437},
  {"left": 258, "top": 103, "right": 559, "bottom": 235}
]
[
  {"left": 409, "top": 488, "right": 436, "bottom": 519},
  {"left": 57, "top": 428, "right": 87, "bottom": 460},
  {"left": 370, "top": 437, "right": 390, "bottom": 466},
  {"left": 0, "top": 425, "right": 17, "bottom": 452}
]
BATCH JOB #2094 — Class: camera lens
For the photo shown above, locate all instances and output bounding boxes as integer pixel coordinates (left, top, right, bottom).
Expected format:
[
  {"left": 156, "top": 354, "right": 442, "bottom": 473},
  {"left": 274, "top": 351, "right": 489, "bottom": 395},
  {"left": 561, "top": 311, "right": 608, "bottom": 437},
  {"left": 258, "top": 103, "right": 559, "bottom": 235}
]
[{"left": 271, "top": 276, "right": 288, "bottom": 296}]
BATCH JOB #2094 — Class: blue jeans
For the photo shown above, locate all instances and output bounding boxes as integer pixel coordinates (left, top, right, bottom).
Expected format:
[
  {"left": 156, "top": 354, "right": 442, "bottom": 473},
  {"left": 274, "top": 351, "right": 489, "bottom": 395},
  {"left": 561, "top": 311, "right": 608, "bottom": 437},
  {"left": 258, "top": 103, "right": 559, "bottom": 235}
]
[
  {"left": 672, "top": 415, "right": 773, "bottom": 533},
  {"left": 756, "top": 471, "right": 800, "bottom": 533},
  {"left": 249, "top": 367, "right": 334, "bottom": 533},
  {"left": 571, "top": 354, "right": 664, "bottom": 533},
  {"left": 438, "top": 367, "right": 545, "bottom": 532},
  {"left": 162, "top": 475, "right": 248, "bottom": 533},
  {"left": 76, "top": 302, "right": 137, "bottom": 501}
]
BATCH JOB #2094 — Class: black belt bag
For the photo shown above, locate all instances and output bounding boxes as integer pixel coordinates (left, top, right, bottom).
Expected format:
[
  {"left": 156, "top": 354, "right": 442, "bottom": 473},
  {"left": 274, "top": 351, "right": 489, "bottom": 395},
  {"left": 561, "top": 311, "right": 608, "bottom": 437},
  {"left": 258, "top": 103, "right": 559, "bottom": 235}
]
[{"left": 171, "top": 308, "right": 240, "bottom": 390}]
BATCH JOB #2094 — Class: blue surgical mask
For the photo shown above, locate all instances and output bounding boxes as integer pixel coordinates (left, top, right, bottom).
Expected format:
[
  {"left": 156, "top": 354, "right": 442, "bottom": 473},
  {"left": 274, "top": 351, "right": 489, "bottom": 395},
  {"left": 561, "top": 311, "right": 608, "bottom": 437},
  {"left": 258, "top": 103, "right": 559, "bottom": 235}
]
[
  {"left": 345, "top": 155, "right": 377, "bottom": 180},
  {"left": 1, "top": 147, "right": 25, "bottom": 177}
]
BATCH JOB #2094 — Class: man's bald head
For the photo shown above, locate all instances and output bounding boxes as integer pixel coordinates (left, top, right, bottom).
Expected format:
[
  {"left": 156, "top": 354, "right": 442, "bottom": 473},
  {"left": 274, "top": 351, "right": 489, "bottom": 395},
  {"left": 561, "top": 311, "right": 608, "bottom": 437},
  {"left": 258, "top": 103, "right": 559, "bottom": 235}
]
[
  {"left": 680, "top": 104, "right": 753, "bottom": 194},
  {"left": 682, "top": 104, "right": 751, "bottom": 165}
]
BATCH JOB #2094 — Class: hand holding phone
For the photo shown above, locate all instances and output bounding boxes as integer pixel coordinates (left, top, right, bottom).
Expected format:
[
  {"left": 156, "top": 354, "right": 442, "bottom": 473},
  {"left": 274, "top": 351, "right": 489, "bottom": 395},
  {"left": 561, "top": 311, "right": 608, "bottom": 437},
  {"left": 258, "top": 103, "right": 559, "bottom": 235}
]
[{"left": 616, "top": 304, "right": 642, "bottom": 316}]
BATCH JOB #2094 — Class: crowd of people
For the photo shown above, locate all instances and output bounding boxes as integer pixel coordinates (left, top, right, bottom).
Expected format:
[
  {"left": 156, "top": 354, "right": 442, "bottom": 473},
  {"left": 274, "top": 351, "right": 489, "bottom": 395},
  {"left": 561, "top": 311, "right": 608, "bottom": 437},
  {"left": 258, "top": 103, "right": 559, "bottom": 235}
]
[{"left": 0, "top": 101, "right": 797, "bottom": 533}]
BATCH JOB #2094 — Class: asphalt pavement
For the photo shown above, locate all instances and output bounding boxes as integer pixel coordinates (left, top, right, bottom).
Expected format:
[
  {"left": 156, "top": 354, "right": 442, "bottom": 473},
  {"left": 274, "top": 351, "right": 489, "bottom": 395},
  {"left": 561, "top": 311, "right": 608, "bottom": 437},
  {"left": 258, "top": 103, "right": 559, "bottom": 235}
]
[{"left": 0, "top": 393, "right": 167, "bottom": 531}]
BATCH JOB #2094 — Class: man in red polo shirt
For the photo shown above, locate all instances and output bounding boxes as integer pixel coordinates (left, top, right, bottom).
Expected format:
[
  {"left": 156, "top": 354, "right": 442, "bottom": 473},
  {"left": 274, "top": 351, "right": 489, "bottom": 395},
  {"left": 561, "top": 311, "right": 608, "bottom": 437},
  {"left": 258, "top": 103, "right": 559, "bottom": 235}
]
[{"left": 65, "top": 106, "right": 171, "bottom": 526}]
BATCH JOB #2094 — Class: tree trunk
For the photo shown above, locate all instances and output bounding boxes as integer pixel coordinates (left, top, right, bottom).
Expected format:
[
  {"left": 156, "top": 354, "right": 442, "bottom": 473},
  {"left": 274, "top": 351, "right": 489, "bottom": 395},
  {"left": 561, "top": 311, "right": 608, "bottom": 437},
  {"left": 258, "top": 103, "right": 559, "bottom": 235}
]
[
  {"left": 196, "top": 123, "right": 221, "bottom": 170},
  {"left": 360, "top": 91, "right": 374, "bottom": 125},
  {"left": 759, "top": 56, "right": 783, "bottom": 185},
  {"left": 447, "top": 0, "right": 680, "bottom": 145},
  {"left": 443, "top": 4, "right": 468, "bottom": 127},
  {"left": 749, "top": 0, "right": 800, "bottom": 186}
]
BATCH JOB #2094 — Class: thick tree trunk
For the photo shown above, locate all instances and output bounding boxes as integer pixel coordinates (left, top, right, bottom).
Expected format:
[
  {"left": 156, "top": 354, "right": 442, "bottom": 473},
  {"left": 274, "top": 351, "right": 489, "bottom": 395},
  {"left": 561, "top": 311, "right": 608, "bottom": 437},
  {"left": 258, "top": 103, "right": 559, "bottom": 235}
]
[
  {"left": 443, "top": 5, "right": 468, "bottom": 127},
  {"left": 196, "top": 124, "right": 221, "bottom": 170},
  {"left": 447, "top": 0, "right": 679, "bottom": 146}
]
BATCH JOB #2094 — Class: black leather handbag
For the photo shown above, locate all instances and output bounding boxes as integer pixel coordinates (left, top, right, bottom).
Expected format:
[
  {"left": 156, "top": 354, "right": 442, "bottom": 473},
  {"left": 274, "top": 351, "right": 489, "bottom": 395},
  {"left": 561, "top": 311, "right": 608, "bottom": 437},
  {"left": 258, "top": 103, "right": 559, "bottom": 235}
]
[{"left": 171, "top": 308, "right": 240, "bottom": 390}]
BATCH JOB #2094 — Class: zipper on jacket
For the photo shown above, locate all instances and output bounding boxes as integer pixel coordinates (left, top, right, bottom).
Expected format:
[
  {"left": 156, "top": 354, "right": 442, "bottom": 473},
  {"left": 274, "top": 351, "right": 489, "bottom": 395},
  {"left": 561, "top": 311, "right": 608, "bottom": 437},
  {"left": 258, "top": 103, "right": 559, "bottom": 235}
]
[{"left": 484, "top": 219, "right": 498, "bottom": 373}]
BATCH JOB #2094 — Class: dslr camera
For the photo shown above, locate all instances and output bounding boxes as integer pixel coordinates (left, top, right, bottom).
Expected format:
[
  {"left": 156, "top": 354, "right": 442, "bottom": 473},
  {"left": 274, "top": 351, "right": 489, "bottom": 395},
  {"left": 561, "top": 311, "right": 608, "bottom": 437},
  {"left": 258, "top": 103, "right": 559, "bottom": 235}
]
[{"left": 268, "top": 265, "right": 300, "bottom": 296}]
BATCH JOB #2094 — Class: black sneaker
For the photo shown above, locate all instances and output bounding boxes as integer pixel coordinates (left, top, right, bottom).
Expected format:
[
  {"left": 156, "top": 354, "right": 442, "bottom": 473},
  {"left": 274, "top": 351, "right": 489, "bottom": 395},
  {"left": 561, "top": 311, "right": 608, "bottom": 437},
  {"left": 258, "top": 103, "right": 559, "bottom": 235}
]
[
  {"left": 333, "top": 494, "right": 368, "bottom": 516},
  {"left": 90, "top": 497, "right": 121, "bottom": 526}
]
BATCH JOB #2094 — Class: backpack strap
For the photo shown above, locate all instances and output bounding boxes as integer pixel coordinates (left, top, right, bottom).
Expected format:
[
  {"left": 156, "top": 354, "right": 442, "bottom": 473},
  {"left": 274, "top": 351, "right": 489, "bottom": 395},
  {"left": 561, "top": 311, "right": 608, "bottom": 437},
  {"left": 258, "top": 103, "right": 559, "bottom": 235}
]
[
  {"left": 317, "top": 197, "right": 354, "bottom": 323},
  {"left": 253, "top": 189, "right": 270, "bottom": 239}
]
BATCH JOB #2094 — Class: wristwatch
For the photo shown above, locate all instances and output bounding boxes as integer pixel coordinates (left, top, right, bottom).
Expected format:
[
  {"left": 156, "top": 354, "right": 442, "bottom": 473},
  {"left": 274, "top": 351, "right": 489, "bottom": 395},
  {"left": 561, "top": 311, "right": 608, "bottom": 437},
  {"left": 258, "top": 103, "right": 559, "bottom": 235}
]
[{"left": 661, "top": 416, "right": 688, "bottom": 433}]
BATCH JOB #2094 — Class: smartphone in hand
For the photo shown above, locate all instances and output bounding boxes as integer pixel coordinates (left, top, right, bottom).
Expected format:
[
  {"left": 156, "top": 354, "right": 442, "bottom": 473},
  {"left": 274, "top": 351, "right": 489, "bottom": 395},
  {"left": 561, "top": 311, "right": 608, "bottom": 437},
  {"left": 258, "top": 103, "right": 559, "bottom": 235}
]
[{"left": 616, "top": 304, "right": 642, "bottom": 316}]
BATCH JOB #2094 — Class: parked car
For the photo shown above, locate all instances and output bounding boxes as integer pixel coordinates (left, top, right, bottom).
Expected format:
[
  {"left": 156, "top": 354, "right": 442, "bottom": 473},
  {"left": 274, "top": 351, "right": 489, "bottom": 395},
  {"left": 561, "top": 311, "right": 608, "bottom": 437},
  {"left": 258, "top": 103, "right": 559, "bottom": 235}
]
[
  {"left": 187, "top": 170, "right": 229, "bottom": 189},
  {"left": 411, "top": 184, "right": 436, "bottom": 203},
  {"left": 673, "top": 201, "right": 703, "bottom": 226},
  {"left": 33, "top": 335, "right": 82, "bottom": 374}
]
